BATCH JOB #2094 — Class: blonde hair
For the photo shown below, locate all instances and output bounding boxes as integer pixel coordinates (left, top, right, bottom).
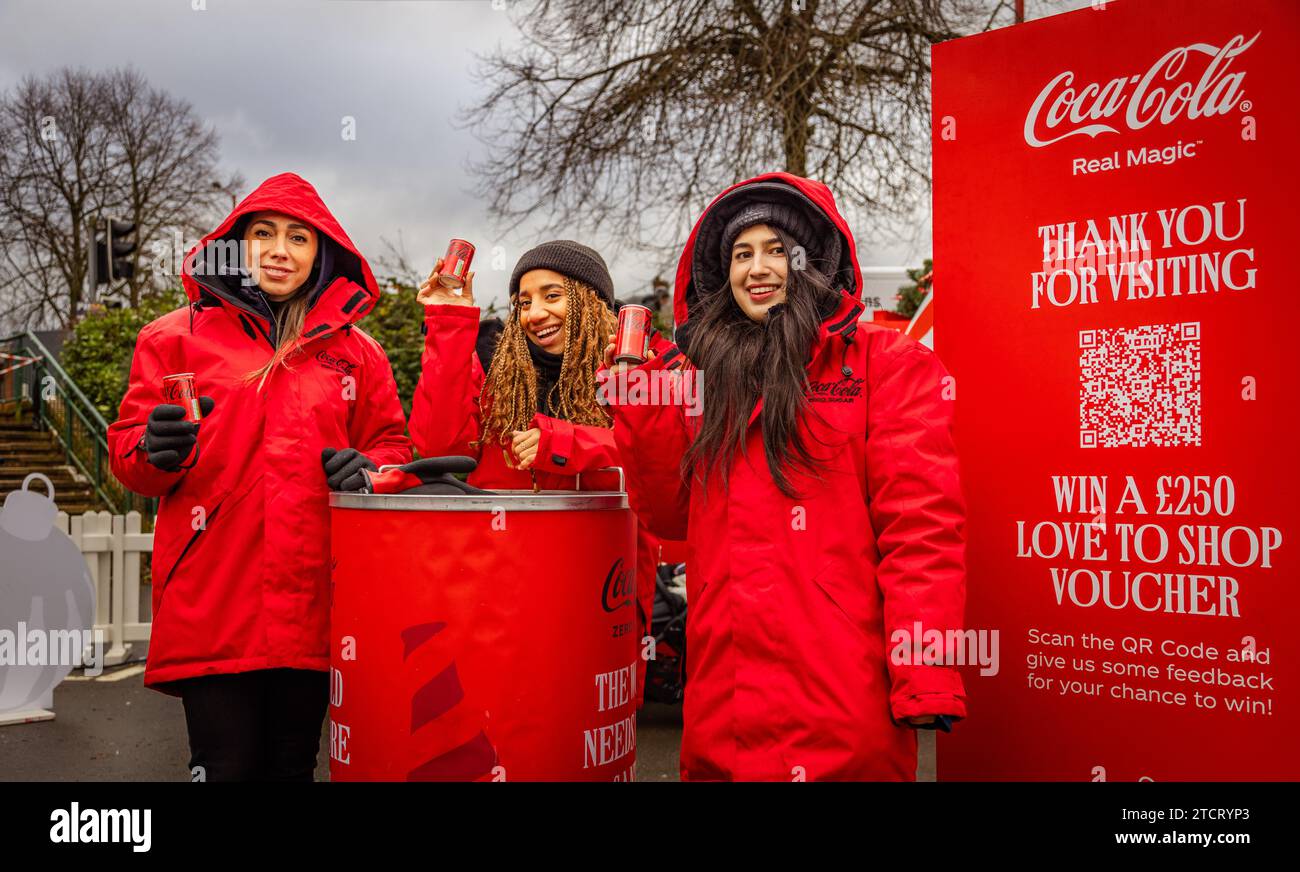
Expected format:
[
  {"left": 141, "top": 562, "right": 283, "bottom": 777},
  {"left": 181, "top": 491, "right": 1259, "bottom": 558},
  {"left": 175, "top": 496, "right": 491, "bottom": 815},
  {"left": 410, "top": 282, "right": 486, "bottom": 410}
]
[
  {"left": 477, "top": 277, "right": 616, "bottom": 446},
  {"left": 243, "top": 292, "right": 310, "bottom": 390}
]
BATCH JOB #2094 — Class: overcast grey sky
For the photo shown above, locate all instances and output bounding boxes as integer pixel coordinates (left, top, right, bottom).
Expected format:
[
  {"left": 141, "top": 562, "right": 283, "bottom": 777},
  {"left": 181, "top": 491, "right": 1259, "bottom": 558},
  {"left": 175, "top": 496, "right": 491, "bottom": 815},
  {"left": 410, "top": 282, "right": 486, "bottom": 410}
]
[{"left": 0, "top": 0, "right": 1083, "bottom": 312}]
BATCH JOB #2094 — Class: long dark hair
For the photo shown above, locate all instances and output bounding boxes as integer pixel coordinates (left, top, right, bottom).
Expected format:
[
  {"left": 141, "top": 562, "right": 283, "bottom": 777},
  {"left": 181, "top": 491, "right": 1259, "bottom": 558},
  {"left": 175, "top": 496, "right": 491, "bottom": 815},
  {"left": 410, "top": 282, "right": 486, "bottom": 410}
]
[{"left": 681, "top": 227, "right": 842, "bottom": 499}]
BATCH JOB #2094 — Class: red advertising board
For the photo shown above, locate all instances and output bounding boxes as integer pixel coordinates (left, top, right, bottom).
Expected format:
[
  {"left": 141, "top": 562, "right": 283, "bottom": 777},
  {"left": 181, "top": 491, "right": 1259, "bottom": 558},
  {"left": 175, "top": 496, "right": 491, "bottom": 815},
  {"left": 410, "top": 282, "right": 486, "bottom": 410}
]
[{"left": 933, "top": 0, "right": 1298, "bottom": 780}]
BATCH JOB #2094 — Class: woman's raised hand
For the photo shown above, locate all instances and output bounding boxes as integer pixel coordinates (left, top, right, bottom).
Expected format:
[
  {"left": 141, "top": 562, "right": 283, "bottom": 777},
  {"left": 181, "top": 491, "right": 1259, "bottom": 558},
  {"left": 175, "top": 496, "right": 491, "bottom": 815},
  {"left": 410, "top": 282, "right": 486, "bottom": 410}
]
[
  {"left": 602, "top": 332, "right": 625, "bottom": 373},
  {"left": 416, "top": 257, "right": 476, "bottom": 307},
  {"left": 602, "top": 331, "right": 656, "bottom": 373}
]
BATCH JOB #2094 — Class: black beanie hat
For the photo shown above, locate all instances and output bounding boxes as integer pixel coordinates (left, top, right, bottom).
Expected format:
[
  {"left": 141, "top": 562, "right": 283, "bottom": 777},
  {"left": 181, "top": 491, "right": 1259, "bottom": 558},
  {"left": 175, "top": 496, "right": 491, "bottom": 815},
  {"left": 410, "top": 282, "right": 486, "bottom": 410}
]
[
  {"left": 508, "top": 240, "right": 615, "bottom": 307},
  {"left": 719, "top": 202, "right": 820, "bottom": 268}
]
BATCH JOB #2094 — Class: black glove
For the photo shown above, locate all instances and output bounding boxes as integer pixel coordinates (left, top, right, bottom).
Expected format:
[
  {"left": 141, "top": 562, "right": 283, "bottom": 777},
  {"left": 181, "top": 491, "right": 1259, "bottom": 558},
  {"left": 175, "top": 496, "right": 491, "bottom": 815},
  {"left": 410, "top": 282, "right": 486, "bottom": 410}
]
[
  {"left": 142, "top": 397, "right": 215, "bottom": 472},
  {"left": 404, "top": 456, "right": 478, "bottom": 477},
  {"left": 396, "top": 456, "right": 490, "bottom": 496},
  {"left": 321, "top": 447, "right": 377, "bottom": 492}
]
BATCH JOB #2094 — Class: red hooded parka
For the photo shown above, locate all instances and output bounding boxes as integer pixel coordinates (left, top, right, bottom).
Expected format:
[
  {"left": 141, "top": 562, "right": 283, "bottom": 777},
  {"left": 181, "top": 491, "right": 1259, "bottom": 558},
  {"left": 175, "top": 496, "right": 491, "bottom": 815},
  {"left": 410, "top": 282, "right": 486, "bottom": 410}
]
[
  {"left": 607, "top": 173, "right": 969, "bottom": 780},
  {"left": 108, "top": 173, "right": 412, "bottom": 693}
]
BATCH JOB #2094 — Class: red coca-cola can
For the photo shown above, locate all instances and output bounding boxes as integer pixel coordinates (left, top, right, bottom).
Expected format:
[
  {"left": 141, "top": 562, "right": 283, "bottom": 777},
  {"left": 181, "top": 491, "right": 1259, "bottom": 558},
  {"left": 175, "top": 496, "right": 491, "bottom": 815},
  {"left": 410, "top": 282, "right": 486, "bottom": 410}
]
[
  {"left": 162, "top": 373, "right": 202, "bottom": 422},
  {"left": 614, "top": 305, "right": 653, "bottom": 365},
  {"left": 437, "top": 238, "right": 475, "bottom": 290}
]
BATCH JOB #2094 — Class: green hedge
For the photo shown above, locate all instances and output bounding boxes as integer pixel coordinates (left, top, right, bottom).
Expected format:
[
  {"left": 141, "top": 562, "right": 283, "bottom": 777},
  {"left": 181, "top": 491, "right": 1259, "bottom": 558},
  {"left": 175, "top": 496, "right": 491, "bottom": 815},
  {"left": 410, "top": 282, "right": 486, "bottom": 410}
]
[
  {"left": 64, "top": 284, "right": 427, "bottom": 424},
  {"left": 364, "top": 280, "right": 425, "bottom": 417},
  {"left": 62, "top": 291, "right": 189, "bottom": 420}
]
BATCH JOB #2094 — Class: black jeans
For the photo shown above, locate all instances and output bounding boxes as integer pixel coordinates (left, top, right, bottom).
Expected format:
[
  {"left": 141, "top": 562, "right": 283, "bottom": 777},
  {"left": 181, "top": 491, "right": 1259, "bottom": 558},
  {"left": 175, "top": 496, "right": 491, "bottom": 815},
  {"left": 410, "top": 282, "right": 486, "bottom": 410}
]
[{"left": 176, "top": 668, "right": 330, "bottom": 782}]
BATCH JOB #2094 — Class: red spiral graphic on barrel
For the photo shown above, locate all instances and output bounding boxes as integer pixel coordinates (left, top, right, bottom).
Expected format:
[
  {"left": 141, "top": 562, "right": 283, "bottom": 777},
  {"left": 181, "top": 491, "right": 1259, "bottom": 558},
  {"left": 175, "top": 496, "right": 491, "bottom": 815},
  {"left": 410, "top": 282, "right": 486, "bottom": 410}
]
[{"left": 401, "top": 621, "right": 499, "bottom": 781}]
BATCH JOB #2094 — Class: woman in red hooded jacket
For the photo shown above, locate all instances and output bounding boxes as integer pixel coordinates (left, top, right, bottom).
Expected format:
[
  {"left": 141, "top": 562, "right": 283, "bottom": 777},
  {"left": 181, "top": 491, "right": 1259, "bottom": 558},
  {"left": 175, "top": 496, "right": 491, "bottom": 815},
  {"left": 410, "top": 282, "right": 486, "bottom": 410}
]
[
  {"left": 108, "top": 173, "right": 411, "bottom": 781},
  {"left": 604, "top": 173, "right": 969, "bottom": 781},
  {"left": 408, "top": 241, "right": 658, "bottom": 705}
]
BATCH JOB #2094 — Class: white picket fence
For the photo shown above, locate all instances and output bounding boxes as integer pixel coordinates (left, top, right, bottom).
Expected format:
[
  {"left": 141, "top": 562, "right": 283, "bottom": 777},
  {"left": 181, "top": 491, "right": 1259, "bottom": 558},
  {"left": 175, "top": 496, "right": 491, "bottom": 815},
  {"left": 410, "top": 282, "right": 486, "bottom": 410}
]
[{"left": 58, "top": 511, "right": 153, "bottom": 667}]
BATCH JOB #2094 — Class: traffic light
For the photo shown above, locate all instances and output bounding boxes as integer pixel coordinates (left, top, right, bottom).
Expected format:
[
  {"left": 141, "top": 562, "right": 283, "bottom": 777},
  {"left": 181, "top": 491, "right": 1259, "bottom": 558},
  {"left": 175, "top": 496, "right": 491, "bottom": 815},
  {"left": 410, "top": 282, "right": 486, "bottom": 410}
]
[
  {"left": 109, "top": 219, "right": 137, "bottom": 281},
  {"left": 90, "top": 218, "right": 138, "bottom": 287}
]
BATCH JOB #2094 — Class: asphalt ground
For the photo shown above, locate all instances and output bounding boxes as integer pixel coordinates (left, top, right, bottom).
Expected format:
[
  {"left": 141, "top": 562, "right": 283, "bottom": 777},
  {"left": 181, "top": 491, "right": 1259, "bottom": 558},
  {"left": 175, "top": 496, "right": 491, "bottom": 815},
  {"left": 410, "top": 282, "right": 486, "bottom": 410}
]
[
  {"left": 0, "top": 665, "right": 934, "bottom": 781},
  {"left": 0, "top": 664, "right": 685, "bottom": 782}
]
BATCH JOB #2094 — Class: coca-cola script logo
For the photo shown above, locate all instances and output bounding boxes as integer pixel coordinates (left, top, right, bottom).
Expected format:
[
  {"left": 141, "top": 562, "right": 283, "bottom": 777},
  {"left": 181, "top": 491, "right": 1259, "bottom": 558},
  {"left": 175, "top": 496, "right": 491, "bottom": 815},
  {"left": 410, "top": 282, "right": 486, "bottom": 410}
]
[
  {"left": 162, "top": 381, "right": 195, "bottom": 403},
  {"left": 601, "top": 558, "right": 633, "bottom": 613},
  {"left": 807, "top": 375, "right": 865, "bottom": 404},
  {"left": 1023, "top": 32, "right": 1257, "bottom": 148},
  {"left": 316, "top": 350, "right": 358, "bottom": 378}
]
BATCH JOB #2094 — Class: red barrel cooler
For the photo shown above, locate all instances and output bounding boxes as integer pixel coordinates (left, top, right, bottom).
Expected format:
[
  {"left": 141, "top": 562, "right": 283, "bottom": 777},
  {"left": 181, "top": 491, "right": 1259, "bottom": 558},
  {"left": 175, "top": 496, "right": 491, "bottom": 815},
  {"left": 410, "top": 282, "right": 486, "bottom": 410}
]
[{"left": 328, "top": 485, "right": 638, "bottom": 781}]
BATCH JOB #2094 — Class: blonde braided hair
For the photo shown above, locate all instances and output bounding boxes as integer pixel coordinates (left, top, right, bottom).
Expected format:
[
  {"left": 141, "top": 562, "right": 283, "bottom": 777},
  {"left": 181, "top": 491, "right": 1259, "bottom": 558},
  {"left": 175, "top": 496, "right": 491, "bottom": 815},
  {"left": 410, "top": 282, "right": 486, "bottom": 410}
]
[{"left": 477, "top": 277, "right": 616, "bottom": 448}]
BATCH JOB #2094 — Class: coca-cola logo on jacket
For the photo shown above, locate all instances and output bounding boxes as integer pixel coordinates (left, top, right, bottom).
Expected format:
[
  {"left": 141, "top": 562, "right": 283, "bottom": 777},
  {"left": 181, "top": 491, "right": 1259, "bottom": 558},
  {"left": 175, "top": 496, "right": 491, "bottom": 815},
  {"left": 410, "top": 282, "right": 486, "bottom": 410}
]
[
  {"left": 316, "top": 350, "right": 358, "bottom": 378},
  {"left": 601, "top": 558, "right": 633, "bottom": 613},
  {"left": 1023, "top": 32, "right": 1257, "bottom": 147},
  {"left": 807, "top": 375, "right": 865, "bottom": 404}
]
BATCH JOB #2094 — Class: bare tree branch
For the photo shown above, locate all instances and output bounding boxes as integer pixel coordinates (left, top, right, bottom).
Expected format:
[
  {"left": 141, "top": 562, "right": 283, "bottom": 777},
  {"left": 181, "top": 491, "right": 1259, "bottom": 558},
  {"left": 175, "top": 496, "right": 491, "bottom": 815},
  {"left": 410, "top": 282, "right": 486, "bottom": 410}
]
[
  {"left": 0, "top": 66, "right": 240, "bottom": 329},
  {"left": 461, "top": 0, "right": 1046, "bottom": 272}
]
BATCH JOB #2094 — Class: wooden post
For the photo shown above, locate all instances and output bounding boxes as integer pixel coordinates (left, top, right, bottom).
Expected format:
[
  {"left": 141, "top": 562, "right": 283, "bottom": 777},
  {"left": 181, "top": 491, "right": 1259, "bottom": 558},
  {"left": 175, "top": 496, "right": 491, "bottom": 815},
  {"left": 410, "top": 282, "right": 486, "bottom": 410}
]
[
  {"left": 107, "top": 513, "right": 127, "bottom": 665},
  {"left": 122, "top": 511, "right": 153, "bottom": 646}
]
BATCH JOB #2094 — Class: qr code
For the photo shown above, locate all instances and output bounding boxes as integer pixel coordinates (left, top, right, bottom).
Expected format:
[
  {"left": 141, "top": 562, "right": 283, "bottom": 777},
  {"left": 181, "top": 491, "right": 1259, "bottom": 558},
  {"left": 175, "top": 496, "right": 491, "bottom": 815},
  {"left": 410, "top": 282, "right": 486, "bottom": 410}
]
[{"left": 1079, "top": 322, "right": 1201, "bottom": 448}]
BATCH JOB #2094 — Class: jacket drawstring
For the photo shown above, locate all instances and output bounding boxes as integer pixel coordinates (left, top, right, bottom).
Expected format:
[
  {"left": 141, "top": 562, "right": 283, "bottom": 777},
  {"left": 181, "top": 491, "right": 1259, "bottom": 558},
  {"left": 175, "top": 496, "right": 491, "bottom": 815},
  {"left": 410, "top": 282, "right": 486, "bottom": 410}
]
[
  {"left": 189, "top": 296, "right": 214, "bottom": 334},
  {"left": 839, "top": 325, "right": 856, "bottom": 377}
]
